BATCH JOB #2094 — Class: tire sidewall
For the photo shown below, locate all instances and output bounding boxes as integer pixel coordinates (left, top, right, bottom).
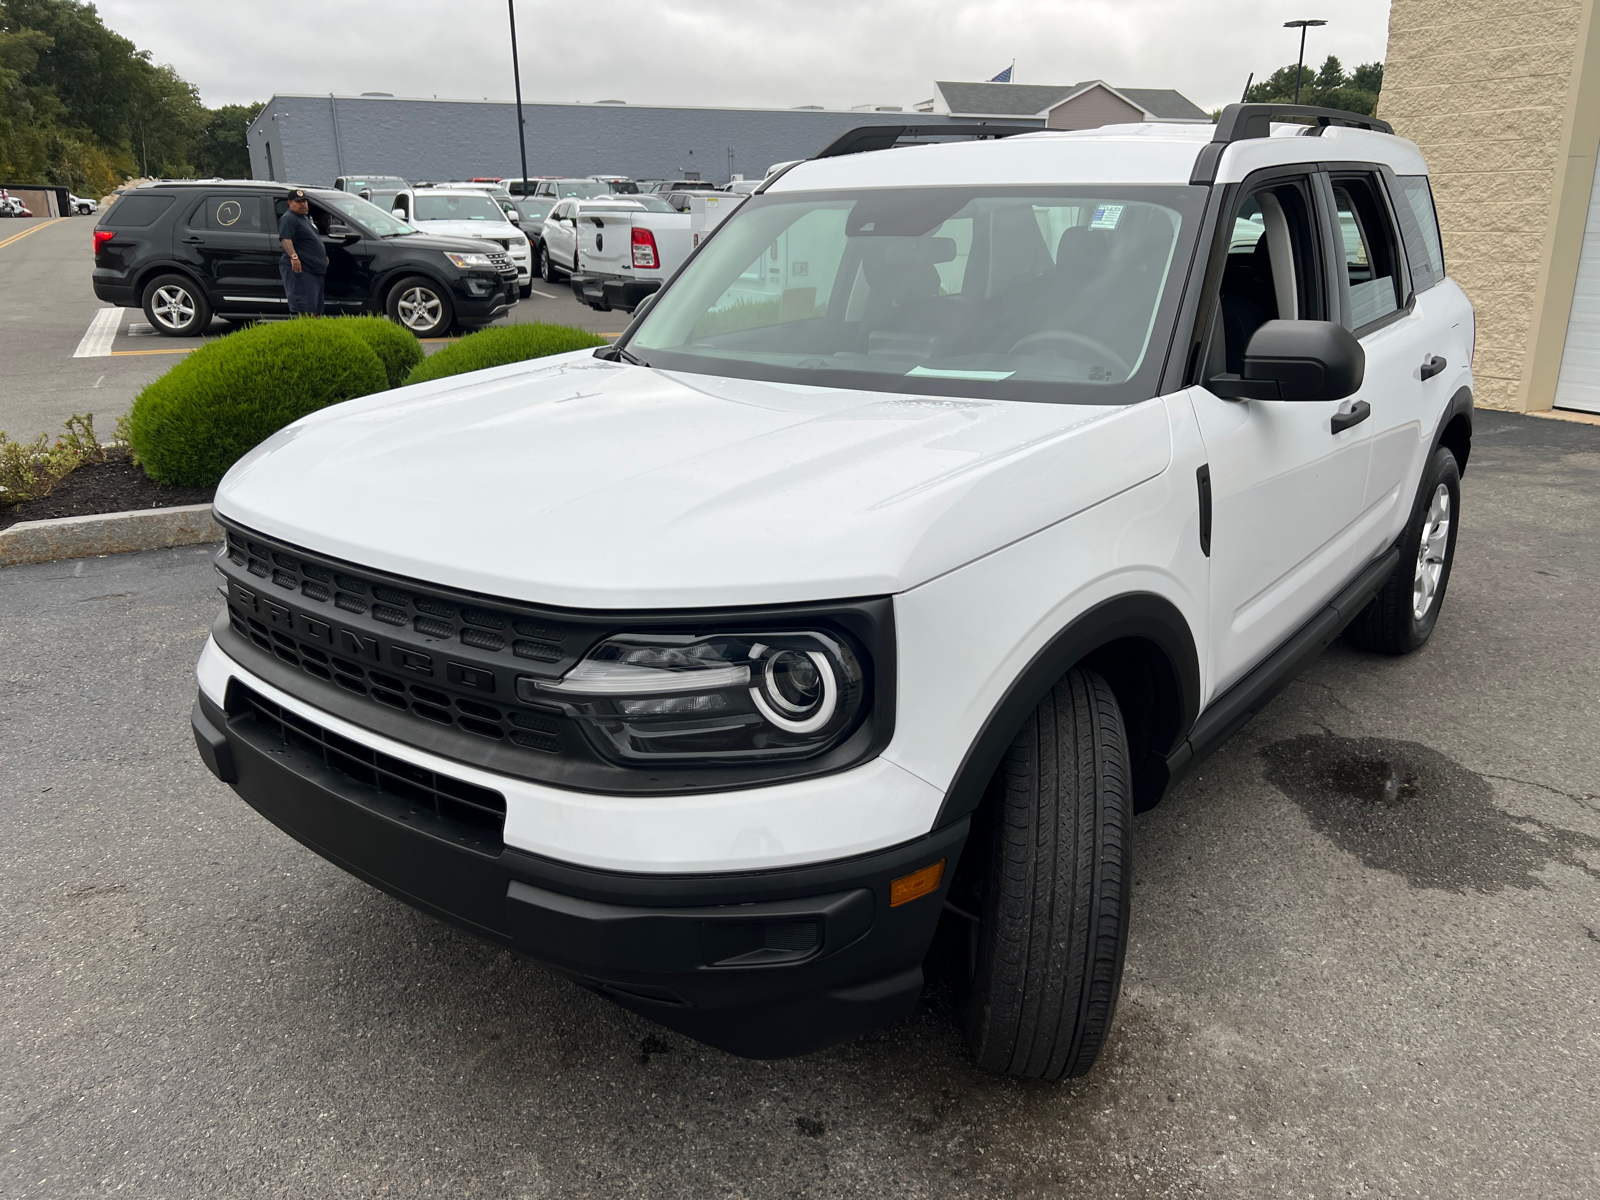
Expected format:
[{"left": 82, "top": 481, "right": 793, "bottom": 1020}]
[
  {"left": 1402, "top": 447, "right": 1462, "bottom": 648},
  {"left": 539, "top": 246, "right": 554, "bottom": 282},
  {"left": 142, "top": 274, "right": 210, "bottom": 337},
  {"left": 385, "top": 276, "right": 453, "bottom": 339}
]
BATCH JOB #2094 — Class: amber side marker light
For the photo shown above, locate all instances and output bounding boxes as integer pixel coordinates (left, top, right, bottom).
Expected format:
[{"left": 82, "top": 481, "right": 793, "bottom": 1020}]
[{"left": 889, "top": 859, "right": 946, "bottom": 907}]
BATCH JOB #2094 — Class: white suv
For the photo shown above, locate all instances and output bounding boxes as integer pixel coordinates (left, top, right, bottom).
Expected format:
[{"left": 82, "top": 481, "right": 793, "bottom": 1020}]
[{"left": 192, "top": 105, "right": 1473, "bottom": 1079}]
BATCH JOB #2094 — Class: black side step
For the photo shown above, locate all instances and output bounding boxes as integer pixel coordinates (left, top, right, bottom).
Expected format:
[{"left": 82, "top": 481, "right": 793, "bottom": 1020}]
[{"left": 1163, "top": 546, "right": 1400, "bottom": 789}]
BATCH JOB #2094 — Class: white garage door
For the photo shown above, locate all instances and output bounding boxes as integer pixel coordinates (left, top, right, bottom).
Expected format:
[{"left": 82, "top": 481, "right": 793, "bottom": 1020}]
[{"left": 1554, "top": 149, "right": 1600, "bottom": 413}]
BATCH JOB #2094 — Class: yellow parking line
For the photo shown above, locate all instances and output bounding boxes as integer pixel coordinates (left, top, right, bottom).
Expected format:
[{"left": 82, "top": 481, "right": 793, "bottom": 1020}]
[{"left": 0, "top": 217, "right": 67, "bottom": 250}]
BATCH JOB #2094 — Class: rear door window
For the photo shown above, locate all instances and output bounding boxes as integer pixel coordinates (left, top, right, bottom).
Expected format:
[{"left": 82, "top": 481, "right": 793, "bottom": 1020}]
[
  {"left": 190, "top": 194, "right": 266, "bottom": 232},
  {"left": 1330, "top": 175, "right": 1406, "bottom": 329},
  {"left": 1392, "top": 175, "right": 1445, "bottom": 291}
]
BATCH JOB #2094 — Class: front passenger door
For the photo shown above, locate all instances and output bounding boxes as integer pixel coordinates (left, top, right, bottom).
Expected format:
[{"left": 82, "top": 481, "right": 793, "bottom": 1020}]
[{"left": 1186, "top": 171, "right": 1374, "bottom": 697}]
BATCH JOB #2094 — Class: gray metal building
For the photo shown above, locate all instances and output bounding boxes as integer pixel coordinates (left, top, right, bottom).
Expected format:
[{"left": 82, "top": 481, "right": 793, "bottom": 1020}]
[{"left": 246, "top": 95, "right": 1036, "bottom": 187}]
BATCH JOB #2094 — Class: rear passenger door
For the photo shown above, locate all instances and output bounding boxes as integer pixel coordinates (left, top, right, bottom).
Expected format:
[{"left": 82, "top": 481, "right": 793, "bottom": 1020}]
[
  {"left": 1186, "top": 169, "right": 1374, "bottom": 696},
  {"left": 1320, "top": 168, "right": 1436, "bottom": 560},
  {"left": 179, "top": 193, "right": 281, "bottom": 314}
]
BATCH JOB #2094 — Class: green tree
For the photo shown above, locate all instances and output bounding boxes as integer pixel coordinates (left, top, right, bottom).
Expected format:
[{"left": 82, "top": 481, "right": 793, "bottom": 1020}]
[
  {"left": 1245, "top": 55, "right": 1383, "bottom": 116},
  {"left": 192, "top": 102, "right": 259, "bottom": 179}
]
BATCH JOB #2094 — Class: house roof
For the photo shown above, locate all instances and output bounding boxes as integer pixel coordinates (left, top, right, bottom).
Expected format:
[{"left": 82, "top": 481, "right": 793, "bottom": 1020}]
[{"left": 934, "top": 80, "right": 1209, "bottom": 122}]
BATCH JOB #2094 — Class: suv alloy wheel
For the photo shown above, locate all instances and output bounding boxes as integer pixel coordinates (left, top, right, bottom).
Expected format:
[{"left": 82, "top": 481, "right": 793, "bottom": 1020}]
[
  {"left": 386, "top": 276, "right": 454, "bottom": 339},
  {"left": 141, "top": 274, "right": 211, "bottom": 337}
]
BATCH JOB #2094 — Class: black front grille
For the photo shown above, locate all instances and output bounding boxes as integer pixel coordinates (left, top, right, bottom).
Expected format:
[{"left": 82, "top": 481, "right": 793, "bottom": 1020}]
[{"left": 230, "top": 681, "right": 506, "bottom": 853}]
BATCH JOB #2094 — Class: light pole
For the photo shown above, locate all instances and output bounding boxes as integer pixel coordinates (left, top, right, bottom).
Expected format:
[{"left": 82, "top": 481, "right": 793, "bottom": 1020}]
[
  {"left": 508, "top": 0, "right": 530, "bottom": 192},
  {"left": 1283, "top": 19, "right": 1326, "bottom": 105}
]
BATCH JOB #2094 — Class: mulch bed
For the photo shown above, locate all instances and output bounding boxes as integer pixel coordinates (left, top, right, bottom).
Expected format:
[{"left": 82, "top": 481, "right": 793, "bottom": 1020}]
[{"left": 0, "top": 448, "right": 214, "bottom": 533}]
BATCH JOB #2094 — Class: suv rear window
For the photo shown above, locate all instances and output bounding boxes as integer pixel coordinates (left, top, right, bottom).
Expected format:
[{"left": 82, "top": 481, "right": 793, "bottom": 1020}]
[{"left": 101, "top": 194, "right": 175, "bottom": 228}]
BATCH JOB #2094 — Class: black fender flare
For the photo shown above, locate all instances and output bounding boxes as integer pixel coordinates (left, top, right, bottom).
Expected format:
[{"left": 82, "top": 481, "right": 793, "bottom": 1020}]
[
  {"left": 1431, "top": 385, "right": 1473, "bottom": 476},
  {"left": 930, "top": 593, "right": 1201, "bottom": 829}
]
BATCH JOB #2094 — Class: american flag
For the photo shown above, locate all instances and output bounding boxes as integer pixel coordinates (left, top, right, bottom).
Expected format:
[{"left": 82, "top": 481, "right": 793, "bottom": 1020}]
[{"left": 990, "top": 64, "right": 1013, "bottom": 83}]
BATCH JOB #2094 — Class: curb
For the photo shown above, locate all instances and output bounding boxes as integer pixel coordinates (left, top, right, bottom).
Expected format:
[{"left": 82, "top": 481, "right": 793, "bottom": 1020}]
[{"left": 0, "top": 504, "right": 220, "bottom": 567}]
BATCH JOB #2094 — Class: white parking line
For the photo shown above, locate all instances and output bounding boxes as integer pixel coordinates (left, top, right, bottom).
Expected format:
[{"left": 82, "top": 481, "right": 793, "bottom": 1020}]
[
  {"left": 527, "top": 288, "right": 561, "bottom": 300},
  {"left": 73, "top": 307, "right": 124, "bottom": 358}
]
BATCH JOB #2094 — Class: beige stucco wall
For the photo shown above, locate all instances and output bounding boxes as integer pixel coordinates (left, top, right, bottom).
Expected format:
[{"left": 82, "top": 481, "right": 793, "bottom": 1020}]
[{"left": 1383, "top": 0, "right": 1600, "bottom": 410}]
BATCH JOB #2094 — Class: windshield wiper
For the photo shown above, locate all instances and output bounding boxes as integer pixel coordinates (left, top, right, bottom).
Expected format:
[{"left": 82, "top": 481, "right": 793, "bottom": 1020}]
[{"left": 596, "top": 344, "right": 645, "bottom": 365}]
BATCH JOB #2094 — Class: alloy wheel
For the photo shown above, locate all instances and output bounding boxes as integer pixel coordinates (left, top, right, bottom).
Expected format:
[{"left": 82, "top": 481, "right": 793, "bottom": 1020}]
[
  {"left": 150, "top": 285, "right": 196, "bottom": 331},
  {"left": 1412, "top": 482, "right": 1451, "bottom": 620},
  {"left": 396, "top": 286, "right": 442, "bottom": 332}
]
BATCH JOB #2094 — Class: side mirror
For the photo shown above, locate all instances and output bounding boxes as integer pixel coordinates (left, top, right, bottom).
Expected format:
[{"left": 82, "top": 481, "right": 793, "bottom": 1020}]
[
  {"left": 391, "top": 207, "right": 407, "bottom": 219},
  {"left": 1208, "top": 320, "right": 1365, "bottom": 402}
]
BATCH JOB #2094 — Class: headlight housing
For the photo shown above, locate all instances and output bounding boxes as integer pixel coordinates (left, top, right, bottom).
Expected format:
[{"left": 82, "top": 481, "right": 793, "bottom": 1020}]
[
  {"left": 522, "top": 630, "right": 867, "bottom": 764},
  {"left": 443, "top": 251, "right": 496, "bottom": 269}
]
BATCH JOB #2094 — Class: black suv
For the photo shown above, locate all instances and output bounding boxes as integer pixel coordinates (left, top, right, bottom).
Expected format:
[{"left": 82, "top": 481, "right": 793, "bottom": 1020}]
[{"left": 91, "top": 181, "right": 519, "bottom": 338}]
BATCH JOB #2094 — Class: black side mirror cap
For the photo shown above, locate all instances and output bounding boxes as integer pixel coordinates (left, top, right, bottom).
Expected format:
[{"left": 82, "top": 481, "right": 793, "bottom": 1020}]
[{"left": 1208, "top": 320, "right": 1365, "bottom": 402}]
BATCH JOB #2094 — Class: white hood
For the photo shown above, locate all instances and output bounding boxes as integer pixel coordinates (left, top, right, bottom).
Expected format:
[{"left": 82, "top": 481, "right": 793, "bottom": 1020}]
[
  {"left": 412, "top": 219, "right": 524, "bottom": 245},
  {"left": 215, "top": 353, "right": 1171, "bottom": 610}
]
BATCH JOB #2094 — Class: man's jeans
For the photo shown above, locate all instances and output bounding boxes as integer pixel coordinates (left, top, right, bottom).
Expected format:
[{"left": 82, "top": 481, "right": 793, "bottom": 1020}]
[{"left": 278, "top": 260, "right": 326, "bottom": 315}]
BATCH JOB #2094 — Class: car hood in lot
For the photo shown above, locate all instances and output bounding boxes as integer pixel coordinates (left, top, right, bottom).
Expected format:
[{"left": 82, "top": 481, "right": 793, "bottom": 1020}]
[
  {"left": 411, "top": 219, "right": 524, "bottom": 244},
  {"left": 215, "top": 354, "right": 1172, "bottom": 609}
]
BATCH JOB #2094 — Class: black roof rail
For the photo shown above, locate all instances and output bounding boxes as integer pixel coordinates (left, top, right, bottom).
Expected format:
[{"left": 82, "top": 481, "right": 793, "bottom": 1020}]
[
  {"left": 1190, "top": 102, "right": 1394, "bottom": 185},
  {"left": 815, "top": 123, "right": 1034, "bottom": 159}
]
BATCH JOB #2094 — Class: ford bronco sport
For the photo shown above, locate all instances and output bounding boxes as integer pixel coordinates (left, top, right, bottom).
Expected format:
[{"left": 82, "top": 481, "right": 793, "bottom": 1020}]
[{"left": 191, "top": 105, "right": 1473, "bottom": 1079}]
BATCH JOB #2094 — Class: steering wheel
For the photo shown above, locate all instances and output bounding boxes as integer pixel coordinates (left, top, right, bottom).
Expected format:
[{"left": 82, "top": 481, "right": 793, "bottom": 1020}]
[{"left": 1008, "top": 330, "right": 1131, "bottom": 378}]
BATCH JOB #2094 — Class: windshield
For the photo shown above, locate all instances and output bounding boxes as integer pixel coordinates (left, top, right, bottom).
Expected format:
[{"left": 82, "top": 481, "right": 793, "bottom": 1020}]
[
  {"left": 414, "top": 194, "right": 507, "bottom": 223},
  {"left": 628, "top": 185, "right": 1204, "bottom": 404},
  {"left": 557, "top": 181, "right": 610, "bottom": 199},
  {"left": 317, "top": 191, "right": 414, "bottom": 236}
]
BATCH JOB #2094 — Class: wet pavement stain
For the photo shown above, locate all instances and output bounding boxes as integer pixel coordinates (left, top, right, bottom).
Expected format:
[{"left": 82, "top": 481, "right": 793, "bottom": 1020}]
[{"left": 1260, "top": 733, "right": 1600, "bottom": 893}]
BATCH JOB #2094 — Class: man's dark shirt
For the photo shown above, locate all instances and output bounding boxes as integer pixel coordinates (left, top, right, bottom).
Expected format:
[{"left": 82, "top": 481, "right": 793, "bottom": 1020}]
[{"left": 277, "top": 210, "right": 328, "bottom": 275}]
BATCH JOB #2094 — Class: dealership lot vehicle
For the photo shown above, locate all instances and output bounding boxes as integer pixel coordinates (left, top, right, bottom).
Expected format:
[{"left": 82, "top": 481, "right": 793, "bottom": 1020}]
[
  {"left": 335, "top": 173, "right": 409, "bottom": 195},
  {"left": 396, "top": 186, "right": 533, "bottom": 297},
  {"left": 192, "top": 105, "right": 1474, "bottom": 1079},
  {"left": 544, "top": 194, "right": 696, "bottom": 309},
  {"left": 589, "top": 174, "right": 639, "bottom": 194},
  {"left": 526, "top": 178, "right": 613, "bottom": 201},
  {"left": 69, "top": 193, "right": 97, "bottom": 215},
  {"left": 91, "top": 182, "right": 519, "bottom": 338}
]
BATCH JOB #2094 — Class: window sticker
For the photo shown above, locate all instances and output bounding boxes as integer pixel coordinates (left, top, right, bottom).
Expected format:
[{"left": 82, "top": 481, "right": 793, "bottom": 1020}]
[{"left": 1088, "top": 204, "right": 1125, "bottom": 230}]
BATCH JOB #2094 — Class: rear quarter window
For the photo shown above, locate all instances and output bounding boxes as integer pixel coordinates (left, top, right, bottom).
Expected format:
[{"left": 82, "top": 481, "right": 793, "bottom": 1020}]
[
  {"left": 101, "top": 194, "right": 175, "bottom": 228},
  {"left": 1393, "top": 175, "right": 1445, "bottom": 292}
]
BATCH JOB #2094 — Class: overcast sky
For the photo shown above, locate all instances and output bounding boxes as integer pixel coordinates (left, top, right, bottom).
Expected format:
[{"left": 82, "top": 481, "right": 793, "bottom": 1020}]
[{"left": 96, "top": 0, "right": 1392, "bottom": 115}]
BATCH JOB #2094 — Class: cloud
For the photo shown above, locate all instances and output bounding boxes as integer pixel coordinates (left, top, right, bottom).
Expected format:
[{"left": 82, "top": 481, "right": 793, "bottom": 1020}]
[{"left": 98, "top": 0, "right": 1391, "bottom": 114}]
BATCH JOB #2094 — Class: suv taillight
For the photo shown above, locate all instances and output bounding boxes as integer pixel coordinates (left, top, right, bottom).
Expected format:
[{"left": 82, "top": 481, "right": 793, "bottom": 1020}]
[
  {"left": 631, "top": 227, "right": 659, "bottom": 270},
  {"left": 93, "top": 229, "right": 114, "bottom": 255}
]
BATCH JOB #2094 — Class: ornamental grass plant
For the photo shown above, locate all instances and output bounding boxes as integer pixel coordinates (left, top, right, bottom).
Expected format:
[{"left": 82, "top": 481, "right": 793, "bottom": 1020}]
[
  {"left": 125, "top": 319, "right": 389, "bottom": 487},
  {"left": 404, "top": 322, "right": 608, "bottom": 386}
]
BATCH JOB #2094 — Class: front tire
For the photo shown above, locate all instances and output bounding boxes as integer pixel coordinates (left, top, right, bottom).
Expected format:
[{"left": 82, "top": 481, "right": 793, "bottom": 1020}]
[
  {"left": 385, "top": 276, "right": 453, "bottom": 338},
  {"left": 142, "top": 274, "right": 211, "bottom": 337},
  {"left": 963, "top": 668, "right": 1131, "bottom": 1080},
  {"left": 1345, "top": 446, "right": 1462, "bottom": 654},
  {"left": 539, "top": 245, "right": 559, "bottom": 282}
]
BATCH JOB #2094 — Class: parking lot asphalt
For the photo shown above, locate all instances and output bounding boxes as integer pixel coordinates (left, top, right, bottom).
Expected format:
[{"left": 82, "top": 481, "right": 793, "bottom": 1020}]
[
  {"left": 3, "top": 409, "right": 1598, "bottom": 1199},
  {"left": 0, "top": 215, "right": 625, "bottom": 443}
]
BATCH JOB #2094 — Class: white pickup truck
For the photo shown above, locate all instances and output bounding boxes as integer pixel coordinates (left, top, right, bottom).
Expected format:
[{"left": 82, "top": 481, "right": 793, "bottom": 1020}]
[{"left": 557, "top": 193, "right": 742, "bottom": 312}]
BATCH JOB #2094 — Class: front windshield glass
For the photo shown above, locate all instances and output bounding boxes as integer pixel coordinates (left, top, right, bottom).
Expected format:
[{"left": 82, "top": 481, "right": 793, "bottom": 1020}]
[
  {"left": 318, "top": 191, "right": 414, "bottom": 236},
  {"left": 628, "top": 185, "right": 1204, "bottom": 404},
  {"left": 558, "top": 181, "right": 610, "bottom": 199},
  {"left": 414, "top": 194, "right": 508, "bottom": 223}
]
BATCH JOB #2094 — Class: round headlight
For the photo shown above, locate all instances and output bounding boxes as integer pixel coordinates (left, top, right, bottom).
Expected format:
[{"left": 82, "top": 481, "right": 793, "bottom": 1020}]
[{"left": 751, "top": 647, "right": 837, "bottom": 734}]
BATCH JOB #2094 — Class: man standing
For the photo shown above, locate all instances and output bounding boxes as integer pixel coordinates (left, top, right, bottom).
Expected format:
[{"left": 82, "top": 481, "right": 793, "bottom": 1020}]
[{"left": 277, "top": 188, "right": 328, "bottom": 315}]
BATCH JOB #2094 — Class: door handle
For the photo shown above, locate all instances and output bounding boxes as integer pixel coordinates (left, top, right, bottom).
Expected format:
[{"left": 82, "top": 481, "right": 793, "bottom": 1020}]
[
  {"left": 182, "top": 236, "right": 203, "bottom": 243},
  {"left": 1420, "top": 354, "right": 1447, "bottom": 380},
  {"left": 1331, "top": 400, "right": 1371, "bottom": 433}
]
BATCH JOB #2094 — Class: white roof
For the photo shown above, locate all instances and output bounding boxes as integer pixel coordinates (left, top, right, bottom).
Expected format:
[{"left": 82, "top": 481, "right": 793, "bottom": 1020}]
[{"left": 767, "top": 122, "right": 1427, "bottom": 192}]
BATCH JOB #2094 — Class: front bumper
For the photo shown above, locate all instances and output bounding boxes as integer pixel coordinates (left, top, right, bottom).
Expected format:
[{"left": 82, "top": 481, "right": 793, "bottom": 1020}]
[{"left": 191, "top": 676, "right": 964, "bottom": 1059}]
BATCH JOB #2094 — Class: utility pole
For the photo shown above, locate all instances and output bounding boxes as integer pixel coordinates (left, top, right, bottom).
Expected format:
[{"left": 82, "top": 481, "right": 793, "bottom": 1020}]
[
  {"left": 508, "top": 0, "right": 530, "bottom": 191},
  {"left": 1283, "top": 19, "right": 1327, "bottom": 105}
]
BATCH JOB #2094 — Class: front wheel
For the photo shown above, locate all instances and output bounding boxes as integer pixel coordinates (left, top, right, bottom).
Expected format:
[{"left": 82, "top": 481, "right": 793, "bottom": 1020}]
[
  {"left": 539, "top": 245, "right": 560, "bottom": 283},
  {"left": 385, "top": 276, "right": 453, "bottom": 338},
  {"left": 1345, "top": 446, "right": 1462, "bottom": 654},
  {"left": 962, "top": 667, "right": 1131, "bottom": 1079}
]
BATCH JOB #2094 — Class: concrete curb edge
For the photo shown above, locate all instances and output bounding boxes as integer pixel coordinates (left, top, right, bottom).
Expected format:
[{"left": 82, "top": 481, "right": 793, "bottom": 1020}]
[{"left": 0, "top": 504, "right": 220, "bottom": 567}]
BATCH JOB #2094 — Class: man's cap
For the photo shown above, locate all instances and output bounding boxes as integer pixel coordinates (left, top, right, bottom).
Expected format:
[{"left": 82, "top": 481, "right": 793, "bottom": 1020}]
[{"left": 288, "top": 188, "right": 308, "bottom": 201}]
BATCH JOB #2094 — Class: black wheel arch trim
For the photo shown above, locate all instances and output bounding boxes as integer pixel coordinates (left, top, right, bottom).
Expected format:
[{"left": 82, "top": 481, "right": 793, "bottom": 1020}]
[
  {"left": 931, "top": 593, "right": 1200, "bottom": 829},
  {"left": 1432, "top": 385, "right": 1473, "bottom": 476},
  {"left": 134, "top": 262, "right": 208, "bottom": 304}
]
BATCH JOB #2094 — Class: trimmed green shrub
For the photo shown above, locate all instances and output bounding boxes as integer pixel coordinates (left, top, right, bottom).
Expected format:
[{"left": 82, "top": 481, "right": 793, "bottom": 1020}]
[
  {"left": 404, "top": 322, "right": 609, "bottom": 386},
  {"left": 334, "top": 315, "right": 424, "bottom": 388},
  {"left": 126, "top": 319, "right": 387, "bottom": 487}
]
